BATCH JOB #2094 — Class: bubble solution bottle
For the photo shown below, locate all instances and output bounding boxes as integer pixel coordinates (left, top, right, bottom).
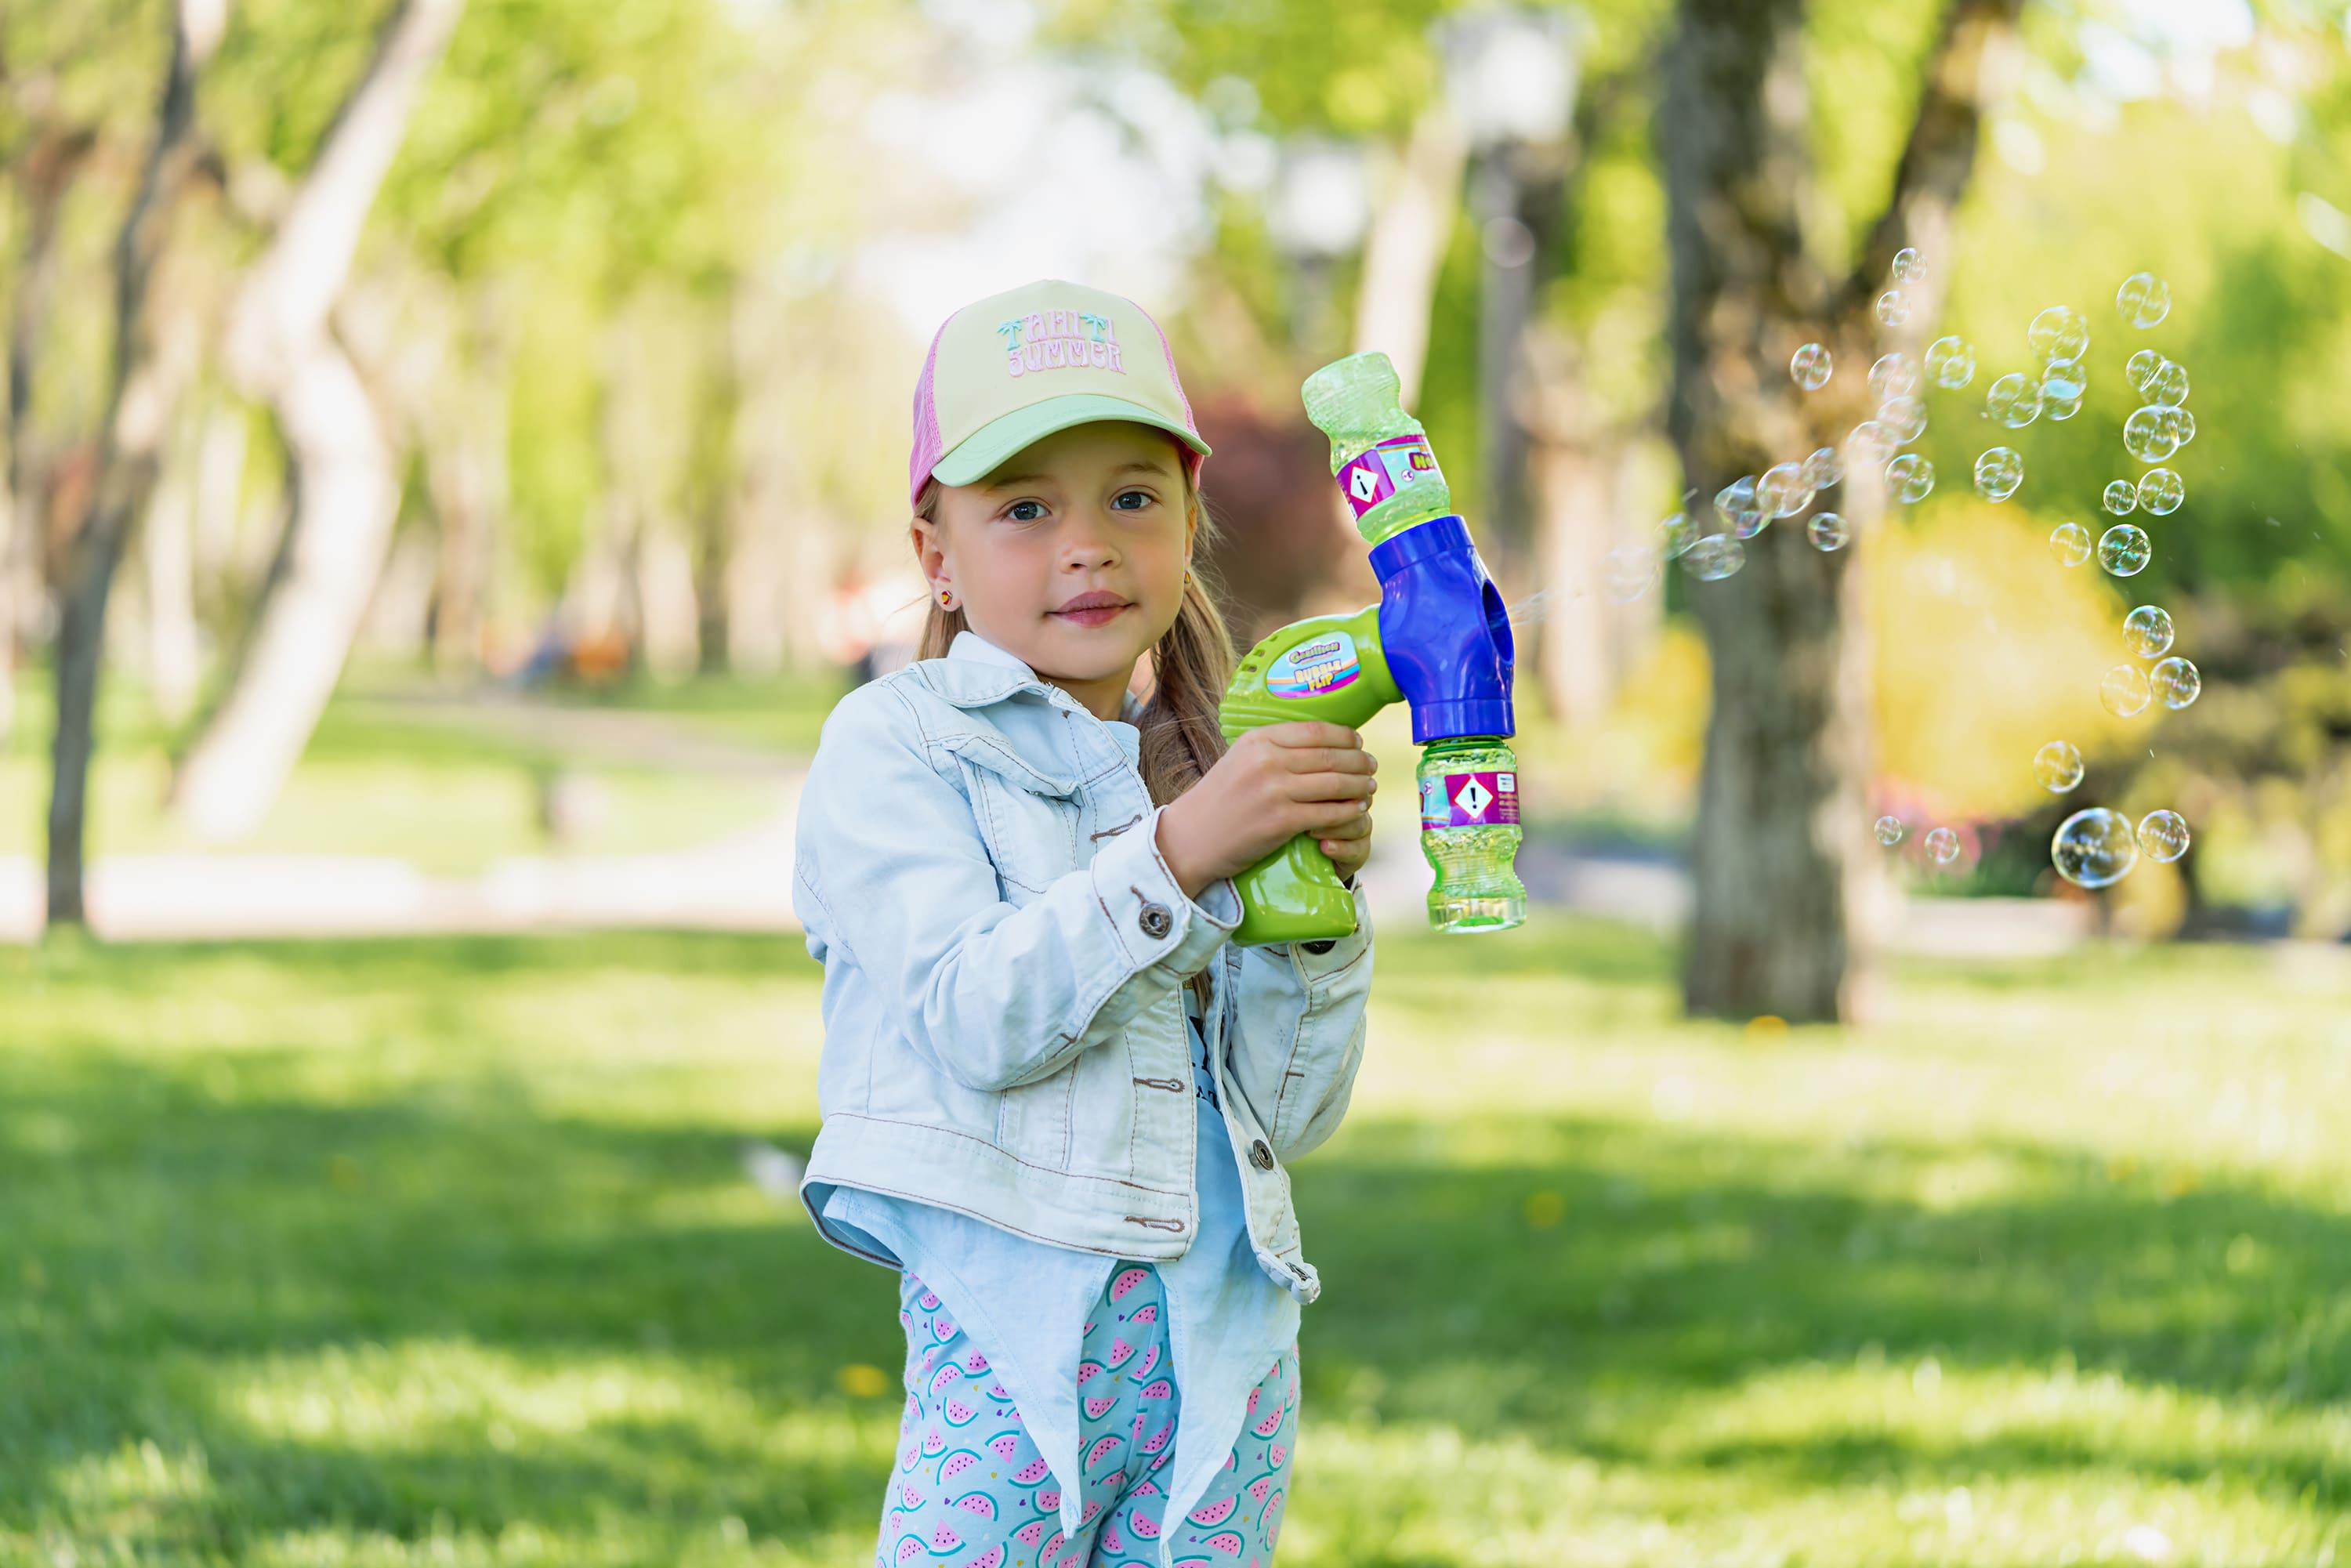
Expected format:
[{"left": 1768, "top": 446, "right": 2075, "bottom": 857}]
[{"left": 1302, "top": 352, "right": 1526, "bottom": 936}]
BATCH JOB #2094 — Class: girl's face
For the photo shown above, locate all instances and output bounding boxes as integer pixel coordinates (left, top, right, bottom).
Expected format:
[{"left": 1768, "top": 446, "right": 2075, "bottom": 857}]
[{"left": 916, "top": 420, "right": 1194, "bottom": 719}]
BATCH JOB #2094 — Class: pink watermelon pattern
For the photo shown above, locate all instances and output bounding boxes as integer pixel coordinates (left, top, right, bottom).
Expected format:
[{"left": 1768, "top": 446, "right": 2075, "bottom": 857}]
[{"left": 882, "top": 1271, "right": 1298, "bottom": 1568}]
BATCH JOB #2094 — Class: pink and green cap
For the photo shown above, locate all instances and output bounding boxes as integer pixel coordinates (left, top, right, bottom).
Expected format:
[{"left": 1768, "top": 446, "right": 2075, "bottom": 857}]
[{"left": 908, "top": 277, "right": 1211, "bottom": 510}]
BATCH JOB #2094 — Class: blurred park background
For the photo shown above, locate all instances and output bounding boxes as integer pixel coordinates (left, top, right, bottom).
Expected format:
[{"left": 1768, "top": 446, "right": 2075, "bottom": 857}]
[{"left": 5, "top": 0, "right": 2351, "bottom": 1563}]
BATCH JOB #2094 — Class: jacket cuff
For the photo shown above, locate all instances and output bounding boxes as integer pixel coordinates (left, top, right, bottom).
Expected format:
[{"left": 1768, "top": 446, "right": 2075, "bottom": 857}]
[{"left": 1089, "top": 802, "right": 1239, "bottom": 976}]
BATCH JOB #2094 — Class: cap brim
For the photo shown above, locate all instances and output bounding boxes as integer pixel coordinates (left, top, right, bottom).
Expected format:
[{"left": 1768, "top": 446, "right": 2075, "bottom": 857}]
[{"left": 929, "top": 393, "right": 1212, "bottom": 489}]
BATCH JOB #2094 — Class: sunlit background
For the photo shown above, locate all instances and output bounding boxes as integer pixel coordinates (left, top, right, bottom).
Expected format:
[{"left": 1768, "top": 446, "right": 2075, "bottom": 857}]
[{"left": 3, "top": 0, "right": 2349, "bottom": 1563}]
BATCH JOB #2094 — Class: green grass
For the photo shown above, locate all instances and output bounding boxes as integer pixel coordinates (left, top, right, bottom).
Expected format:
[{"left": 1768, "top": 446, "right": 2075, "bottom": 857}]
[
  {"left": 0, "top": 668, "right": 839, "bottom": 877},
  {"left": 2, "top": 920, "right": 2348, "bottom": 1564}
]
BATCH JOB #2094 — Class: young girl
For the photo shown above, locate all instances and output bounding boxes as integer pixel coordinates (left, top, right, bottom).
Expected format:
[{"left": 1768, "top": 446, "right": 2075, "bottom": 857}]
[{"left": 793, "top": 278, "right": 1379, "bottom": 1568}]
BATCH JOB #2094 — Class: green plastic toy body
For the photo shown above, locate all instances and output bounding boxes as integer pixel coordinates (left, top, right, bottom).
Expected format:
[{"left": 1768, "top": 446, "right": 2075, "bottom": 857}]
[{"left": 1219, "top": 604, "right": 1403, "bottom": 946}]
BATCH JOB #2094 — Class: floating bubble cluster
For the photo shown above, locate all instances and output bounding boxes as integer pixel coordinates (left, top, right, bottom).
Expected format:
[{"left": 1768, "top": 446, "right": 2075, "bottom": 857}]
[
  {"left": 1875, "top": 815, "right": 1906, "bottom": 847},
  {"left": 1973, "top": 446, "right": 2024, "bottom": 502},
  {"left": 1791, "top": 342, "right": 1833, "bottom": 391},
  {"left": 2123, "top": 605, "right": 2175, "bottom": 658},
  {"left": 1924, "top": 827, "right": 1962, "bottom": 865},
  {"left": 1801, "top": 445, "right": 1843, "bottom": 492},
  {"left": 2103, "top": 480, "right": 2139, "bottom": 516},
  {"left": 2138, "top": 809, "right": 2190, "bottom": 862},
  {"left": 1683, "top": 534, "right": 1744, "bottom": 581},
  {"left": 2099, "top": 523, "right": 2151, "bottom": 576},
  {"left": 2028, "top": 305, "right": 2090, "bottom": 362},
  {"left": 2137, "top": 467, "right": 2184, "bottom": 516},
  {"left": 1879, "top": 395, "right": 1929, "bottom": 445},
  {"left": 1715, "top": 475, "right": 1766, "bottom": 539},
  {"left": 2035, "top": 740, "right": 2085, "bottom": 793},
  {"left": 1847, "top": 419, "right": 1896, "bottom": 465},
  {"left": 2100, "top": 663, "right": 2152, "bottom": 718},
  {"left": 1886, "top": 452, "right": 1935, "bottom": 503},
  {"left": 2049, "top": 521, "right": 2092, "bottom": 567},
  {"left": 2128, "top": 348, "right": 2163, "bottom": 393},
  {"left": 2123, "top": 405, "right": 2177, "bottom": 463},
  {"left": 1870, "top": 352, "right": 1920, "bottom": 401},
  {"left": 1893, "top": 247, "right": 1925, "bottom": 282},
  {"left": 2143, "top": 358, "right": 2189, "bottom": 409},
  {"left": 2116, "top": 272, "right": 2171, "bottom": 329},
  {"left": 1759, "top": 462, "right": 1813, "bottom": 519},
  {"left": 1807, "top": 512, "right": 1849, "bottom": 552},
  {"left": 1661, "top": 511, "right": 1697, "bottom": 559},
  {"left": 1926, "top": 335, "right": 1976, "bottom": 389},
  {"left": 2053, "top": 808, "right": 2139, "bottom": 889},
  {"left": 1877, "top": 289, "right": 1911, "bottom": 327},
  {"left": 2150, "top": 655, "right": 2201, "bottom": 709}
]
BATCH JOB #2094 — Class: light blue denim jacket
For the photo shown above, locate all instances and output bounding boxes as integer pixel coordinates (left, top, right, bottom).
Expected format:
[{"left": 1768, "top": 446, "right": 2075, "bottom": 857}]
[{"left": 793, "top": 628, "right": 1375, "bottom": 1306}]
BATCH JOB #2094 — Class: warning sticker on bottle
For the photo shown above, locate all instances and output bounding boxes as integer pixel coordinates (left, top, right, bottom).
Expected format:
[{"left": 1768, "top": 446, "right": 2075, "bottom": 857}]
[
  {"left": 1266, "top": 630, "right": 1362, "bottom": 699},
  {"left": 1333, "top": 435, "right": 1444, "bottom": 520},
  {"left": 1420, "top": 770, "right": 1519, "bottom": 829}
]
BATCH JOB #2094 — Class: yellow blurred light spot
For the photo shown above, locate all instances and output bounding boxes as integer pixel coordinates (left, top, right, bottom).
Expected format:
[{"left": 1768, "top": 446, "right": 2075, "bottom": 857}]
[
  {"left": 1744, "top": 1015, "right": 1789, "bottom": 1045},
  {"left": 1523, "top": 1189, "right": 1567, "bottom": 1229},
  {"left": 838, "top": 1363, "right": 889, "bottom": 1398}
]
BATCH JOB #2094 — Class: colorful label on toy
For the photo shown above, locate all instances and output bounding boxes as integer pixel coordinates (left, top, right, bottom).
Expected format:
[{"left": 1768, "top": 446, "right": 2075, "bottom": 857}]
[
  {"left": 1265, "top": 631, "right": 1362, "bottom": 700},
  {"left": 1334, "top": 435, "right": 1443, "bottom": 520},
  {"left": 1420, "top": 770, "right": 1518, "bottom": 829}
]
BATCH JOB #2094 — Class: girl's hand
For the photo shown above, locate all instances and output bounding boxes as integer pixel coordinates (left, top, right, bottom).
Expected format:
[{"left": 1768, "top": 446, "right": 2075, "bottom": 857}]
[
  {"left": 1156, "top": 721, "right": 1377, "bottom": 898},
  {"left": 1316, "top": 795, "right": 1374, "bottom": 887}
]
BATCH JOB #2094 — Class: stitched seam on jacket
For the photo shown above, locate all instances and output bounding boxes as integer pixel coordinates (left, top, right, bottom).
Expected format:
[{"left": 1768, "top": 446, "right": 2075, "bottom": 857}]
[{"left": 824, "top": 1110, "right": 1184, "bottom": 1197}]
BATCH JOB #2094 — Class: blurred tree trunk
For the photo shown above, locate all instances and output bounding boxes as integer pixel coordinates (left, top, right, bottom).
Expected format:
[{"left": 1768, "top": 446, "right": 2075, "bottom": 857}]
[
  {"left": 1663, "top": 0, "right": 2021, "bottom": 1021},
  {"left": 170, "top": 0, "right": 465, "bottom": 840},
  {"left": 1469, "top": 138, "right": 1571, "bottom": 599},
  {"left": 422, "top": 297, "right": 510, "bottom": 675},
  {"left": 2, "top": 122, "right": 97, "bottom": 744},
  {"left": 1352, "top": 100, "right": 1465, "bottom": 411},
  {"left": 143, "top": 399, "right": 203, "bottom": 725},
  {"left": 45, "top": 0, "right": 226, "bottom": 929}
]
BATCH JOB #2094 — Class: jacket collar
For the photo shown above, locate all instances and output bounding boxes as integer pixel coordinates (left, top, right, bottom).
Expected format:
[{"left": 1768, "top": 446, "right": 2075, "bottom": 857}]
[{"left": 933, "top": 628, "right": 1146, "bottom": 729}]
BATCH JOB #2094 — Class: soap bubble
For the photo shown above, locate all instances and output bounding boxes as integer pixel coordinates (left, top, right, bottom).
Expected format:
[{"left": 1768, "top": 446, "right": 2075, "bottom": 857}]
[
  {"left": 1807, "top": 512, "right": 1850, "bottom": 552},
  {"left": 1886, "top": 452, "right": 1935, "bottom": 503},
  {"left": 2123, "top": 605, "right": 2175, "bottom": 658},
  {"left": 2150, "top": 655, "right": 2201, "bottom": 709},
  {"left": 2049, "top": 521, "right": 2092, "bottom": 567},
  {"left": 1661, "top": 511, "right": 1698, "bottom": 559},
  {"left": 2028, "top": 305, "right": 2090, "bottom": 362},
  {"left": 2144, "top": 358, "right": 2189, "bottom": 407},
  {"left": 1801, "top": 444, "right": 1845, "bottom": 491},
  {"left": 2164, "top": 407, "right": 2196, "bottom": 447},
  {"left": 1875, "top": 815, "right": 1906, "bottom": 847},
  {"left": 2052, "top": 807, "right": 2140, "bottom": 889},
  {"left": 1892, "top": 246, "right": 1925, "bottom": 282},
  {"left": 2039, "top": 357, "right": 2087, "bottom": 402},
  {"left": 2137, "top": 468, "right": 2184, "bottom": 516},
  {"left": 1605, "top": 544, "right": 1657, "bottom": 602},
  {"left": 1715, "top": 475, "right": 1765, "bottom": 538},
  {"left": 2137, "top": 809, "right": 2190, "bottom": 862},
  {"left": 1683, "top": 533, "right": 1746, "bottom": 581},
  {"left": 1925, "top": 335, "right": 1976, "bottom": 389},
  {"left": 2128, "top": 348, "right": 2163, "bottom": 393},
  {"left": 2116, "top": 272, "right": 2172, "bottom": 329},
  {"left": 1987, "top": 373, "right": 2041, "bottom": 429},
  {"left": 2034, "top": 740, "right": 2085, "bottom": 793},
  {"left": 1791, "top": 342, "right": 1834, "bottom": 391},
  {"left": 1877, "top": 289, "right": 1911, "bottom": 326},
  {"left": 1924, "top": 827, "right": 1962, "bottom": 865},
  {"left": 1847, "top": 419, "right": 1897, "bottom": 465},
  {"left": 2123, "top": 405, "right": 2179, "bottom": 463},
  {"left": 2043, "top": 386, "right": 2085, "bottom": 422},
  {"left": 1878, "top": 395, "right": 1929, "bottom": 445},
  {"left": 1973, "top": 446, "right": 2024, "bottom": 502},
  {"left": 1871, "top": 352, "right": 1920, "bottom": 401},
  {"left": 1759, "top": 461, "right": 1814, "bottom": 519},
  {"left": 2099, "top": 523, "right": 2151, "bottom": 576},
  {"left": 2103, "top": 480, "right": 2139, "bottom": 516},
  {"left": 2100, "top": 662, "right": 2153, "bottom": 717}
]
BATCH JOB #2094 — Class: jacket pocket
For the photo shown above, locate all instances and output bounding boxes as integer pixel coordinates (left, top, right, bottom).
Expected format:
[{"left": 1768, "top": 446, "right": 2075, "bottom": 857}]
[{"left": 941, "top": 732, "right": 1081, "bottom": 896}]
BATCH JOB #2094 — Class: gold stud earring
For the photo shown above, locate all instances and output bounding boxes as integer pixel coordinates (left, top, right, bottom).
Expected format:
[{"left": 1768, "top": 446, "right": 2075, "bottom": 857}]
[{"left": 939, "top": 588, "right": 953, "bottom": 608}]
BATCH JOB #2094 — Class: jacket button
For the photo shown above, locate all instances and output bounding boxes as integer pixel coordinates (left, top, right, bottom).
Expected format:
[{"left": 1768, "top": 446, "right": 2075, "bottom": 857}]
[
  {"left": 1301, "top": 939, "right": 1336, "bottom": 954},
  {"left": 1249, "top": 1139, "right": 1274, "bottom": 1171},
  {"left": 1138, "top": 902, "right": 1172, "bottom": 940}
]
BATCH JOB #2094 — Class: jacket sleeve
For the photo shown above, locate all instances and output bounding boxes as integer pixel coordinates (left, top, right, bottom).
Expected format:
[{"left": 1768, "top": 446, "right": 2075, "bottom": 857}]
[
  {"left": 1222, "top": 878, "right": 1374, "bottom": 1163},
  {"left": 792, "top": 682, "right": 1240, "bottom": 1094}
]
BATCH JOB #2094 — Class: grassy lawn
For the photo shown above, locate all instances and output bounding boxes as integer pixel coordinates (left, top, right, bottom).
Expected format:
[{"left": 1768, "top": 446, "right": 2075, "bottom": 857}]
[
  {"left": 0, "top": 668, "right": 844, "bottom": 877},
  {"left": 2, "top": 920, "right": 2347, "bottom": 1565}
]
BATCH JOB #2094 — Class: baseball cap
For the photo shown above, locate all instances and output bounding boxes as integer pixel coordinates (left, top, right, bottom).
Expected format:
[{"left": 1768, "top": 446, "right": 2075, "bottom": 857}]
[{"left": 908, "top": 278, "right": 1212, "bottom": 511}]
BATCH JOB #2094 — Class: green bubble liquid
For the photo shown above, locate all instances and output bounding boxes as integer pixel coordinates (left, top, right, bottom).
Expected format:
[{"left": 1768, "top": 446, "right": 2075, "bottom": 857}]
[
  {"left": 1417, "top": 737, "right": 1527, "bottom": 935},
  {"left": 1302, "top": 351, "right": 1454, "bottom": 547}
]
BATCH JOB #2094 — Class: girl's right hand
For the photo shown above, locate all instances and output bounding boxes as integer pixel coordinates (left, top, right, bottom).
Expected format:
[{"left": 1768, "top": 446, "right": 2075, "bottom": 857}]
[{"left": 1154, "top": 721, "right": 1378, "bottom": 898}]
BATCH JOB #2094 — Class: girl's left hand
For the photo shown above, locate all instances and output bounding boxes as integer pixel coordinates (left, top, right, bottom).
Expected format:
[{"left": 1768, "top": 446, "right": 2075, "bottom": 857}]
[{"left": 1317, "top": 798, "right": 1373, "bottom": 886}]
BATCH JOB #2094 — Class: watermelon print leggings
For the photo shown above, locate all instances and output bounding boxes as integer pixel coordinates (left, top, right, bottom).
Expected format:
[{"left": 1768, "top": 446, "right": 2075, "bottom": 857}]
[{"left": 875, "top": 1263, "right": 1299, "bottom": 1568}]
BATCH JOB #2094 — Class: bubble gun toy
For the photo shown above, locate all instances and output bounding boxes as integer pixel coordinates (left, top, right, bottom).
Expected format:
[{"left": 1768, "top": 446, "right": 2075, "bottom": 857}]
[{"left": 1218, "top": 350, "right": 1527, "bottom": 945}]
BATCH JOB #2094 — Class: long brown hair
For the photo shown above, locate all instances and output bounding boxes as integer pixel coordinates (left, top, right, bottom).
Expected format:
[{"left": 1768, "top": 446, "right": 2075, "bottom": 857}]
[{"left": 910, "top": 457, "right": 1237, "bottom": 809}]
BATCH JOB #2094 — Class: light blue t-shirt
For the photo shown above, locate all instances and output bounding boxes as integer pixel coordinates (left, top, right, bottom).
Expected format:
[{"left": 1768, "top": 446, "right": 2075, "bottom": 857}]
[{"left": 821, "top": 983, "right": 1300, "bottom": 1563}]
